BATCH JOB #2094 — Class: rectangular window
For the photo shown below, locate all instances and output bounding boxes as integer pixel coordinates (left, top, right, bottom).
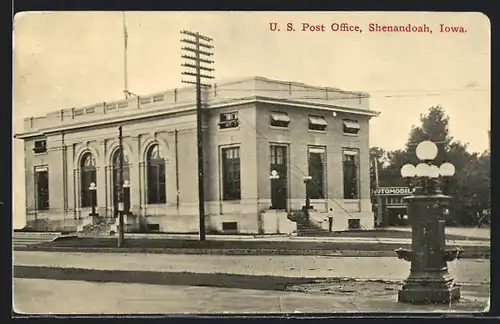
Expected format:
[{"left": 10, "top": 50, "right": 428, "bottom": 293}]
[
  {"left": 222, "top": 222, "right": 238, "bottom": 232},
  {"left": 270, "top": 111, "right": 290, "bottom": 128},
  {"left": 222, "top": 146, "right": 241, "bottom": 200},
  {"left": 33, "top": 140, "right": 47, "bottom": 154},
  {"left": 74, "top": 109, "right": 84, "bottom": 116},
  {"left": 219, "top": 112, "right": 239, "bottom": 129},
  {"left": 308, "top": 116, "right": 328, "bottom": 131},
  {"left": 343, "top": 119, "right": 360, "bottom": 135},
  {"left": 308, "top": 147, "right": 326, "bottom": 199},
  {"left": 343, "top": 149, "right": 360, "bottom": 199},
  {"left": 35, "top": 168, "right": 49, "bottom": 210}
]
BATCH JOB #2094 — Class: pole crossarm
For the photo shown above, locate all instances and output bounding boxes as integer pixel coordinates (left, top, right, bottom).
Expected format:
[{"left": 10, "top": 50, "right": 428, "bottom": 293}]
[
  {"left": 181, "top": 55, "right": 214, "bottom": 64},
  {"left": 180, "top": 38, "right": 214, "bottom": 49},
  {"left": 180, "top": 30, "right": 213, "bottom": 41},
  {"left": 181, "top": 80, "right": 212, "bottom": 87},
  {"left": 181, "top": 63, "right": 215, "bottom": 72},
  {"left": 181, "top": 71, "right": 215, "bottom": 79}
]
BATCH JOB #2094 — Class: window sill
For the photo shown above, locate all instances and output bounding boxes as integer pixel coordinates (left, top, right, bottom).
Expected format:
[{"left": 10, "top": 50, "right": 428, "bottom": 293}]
[
  {"left": 343, "top": 133, "right": 360, "bottom": 137},
  {"left": 218, "top": 126, "right": 240, "bottom": 132},
  {"left": 308, "top": 129, "right": 326, "bottom": 134},
  {"left": 270, "top": 126, "right": 290, "bottom": 131},
  {"left": 343, "top": 199, "right": 361, "bottom": 202},
  {"left": 144, "top": 203, "right": 167, "bottom": 207},
  {"left": 221, "top": 199, "right": 241, "bottom": 204},
  {"left": 34, "top": 152, "right": 48, "bottom": 156}
]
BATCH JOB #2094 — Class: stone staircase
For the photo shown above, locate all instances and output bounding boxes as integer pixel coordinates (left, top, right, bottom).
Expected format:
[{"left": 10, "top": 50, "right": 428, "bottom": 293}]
[
  {"left": 296, "top": 211, "right": 333, "bottom": 237},
  {"left": 78, "top": 217, "right": 117, "bottom": 236},
  {"left": 287, "top": 209, "right": 333, "bottom": 236}
]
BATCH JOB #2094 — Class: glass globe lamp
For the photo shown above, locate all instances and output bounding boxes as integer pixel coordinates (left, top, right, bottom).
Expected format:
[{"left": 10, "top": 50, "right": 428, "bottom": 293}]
[
  {"left": 428, "top": 165, "right": 440, "bottom": 178},
  {"left": 439, "top": 162, "right": 456, "bottom": 177},
  {"left": 416, "top": 141, "right": 438, "bottom": 161},
  {"left": 400, "top": 164, "right": 416, "bottom": 178},
  {"left": 415, "top": 163, "right": 430, "bottom": 177}
]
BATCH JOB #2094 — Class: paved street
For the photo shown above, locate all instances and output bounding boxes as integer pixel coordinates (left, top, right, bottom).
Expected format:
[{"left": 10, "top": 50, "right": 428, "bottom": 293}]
[
  {"left": 14, "top": 251, "right": 490, "bottom": 284},
  {"left": 12, "top": 232, "right": 60, "bottom": 248},
  {"left": 13, "top": 278, "right": 489, "bottom": 314}
]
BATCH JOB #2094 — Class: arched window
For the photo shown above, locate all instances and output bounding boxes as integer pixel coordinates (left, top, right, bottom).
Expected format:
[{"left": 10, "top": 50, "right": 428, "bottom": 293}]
[
  {"left": 112, "top": 150, "right": 130, "bottom": 214},
  {"left": 147, "top": 144, "right": 166, "bottom": 204},
  {"left": 80, "top": 152, "right": 97, "bottom": 207}
]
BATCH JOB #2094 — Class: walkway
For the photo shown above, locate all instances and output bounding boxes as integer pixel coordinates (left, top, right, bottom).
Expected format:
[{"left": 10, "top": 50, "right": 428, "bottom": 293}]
[
  {"left": 13, "top": 278, "right": 489, "bottom": 314},
  {"left": 14, "top": 251, "right": 490, "bottom": 284}
]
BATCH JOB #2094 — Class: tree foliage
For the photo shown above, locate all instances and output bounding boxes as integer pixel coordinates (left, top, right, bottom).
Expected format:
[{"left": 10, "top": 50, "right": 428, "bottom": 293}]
[{"left": 370, "top": 106, "right": 490, "bottom": 226}]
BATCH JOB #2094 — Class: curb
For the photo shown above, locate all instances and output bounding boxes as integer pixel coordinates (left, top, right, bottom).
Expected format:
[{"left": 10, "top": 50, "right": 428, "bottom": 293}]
[
  {"left": 51, "top": 235, "right": 79, "bottom": 242},
  {"left": 13, "top": 246, "right": 490, "bottom": 259}
]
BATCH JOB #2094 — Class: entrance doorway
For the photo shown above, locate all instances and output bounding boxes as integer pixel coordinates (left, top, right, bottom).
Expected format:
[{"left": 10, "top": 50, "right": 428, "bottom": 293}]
[
  {"left": 270, "top": 145, "right": 288, "bottom": 210},
  {"left": 112, "top": 150, "right": 130, "bottom": 217}
]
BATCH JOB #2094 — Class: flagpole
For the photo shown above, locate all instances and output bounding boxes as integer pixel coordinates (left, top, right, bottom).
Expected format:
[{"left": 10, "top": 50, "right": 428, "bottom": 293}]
[{"left": 123, "top": 11, "right": 129, "bottom": 99}]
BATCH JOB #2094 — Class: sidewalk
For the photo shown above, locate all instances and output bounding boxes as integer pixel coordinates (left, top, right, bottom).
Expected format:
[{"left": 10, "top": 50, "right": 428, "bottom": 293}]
[
  {"left": 14, "top": 251, "right": 490, "bottom": 284},
  {"left": 13, "top": 251, "right": 490, "bottom": 314},
  {"left": 13, "top": 278, "right": 490, "bottom": 314}
]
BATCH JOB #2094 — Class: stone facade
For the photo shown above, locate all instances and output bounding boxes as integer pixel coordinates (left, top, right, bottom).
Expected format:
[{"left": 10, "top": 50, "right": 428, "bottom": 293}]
[{"left": 16, "top": 77, "right": 379, "bottom": 233}]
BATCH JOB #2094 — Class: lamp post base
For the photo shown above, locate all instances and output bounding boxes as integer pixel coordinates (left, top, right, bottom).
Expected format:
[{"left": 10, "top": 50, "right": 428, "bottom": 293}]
[
  {"left": 398, "top": 272, "right": 461, "bottom": 304},
  {"left": 398, "top": 285, "right": 461, "bottom": 304}
]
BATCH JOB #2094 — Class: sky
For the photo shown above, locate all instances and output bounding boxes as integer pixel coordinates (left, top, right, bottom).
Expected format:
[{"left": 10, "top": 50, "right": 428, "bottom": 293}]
[{"left": 12, "top": 11, "right": 490, "bottom": 228}]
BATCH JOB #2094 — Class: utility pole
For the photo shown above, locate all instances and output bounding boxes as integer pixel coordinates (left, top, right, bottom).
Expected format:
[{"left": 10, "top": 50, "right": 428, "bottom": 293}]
[
  {"left": 373, "top": 156, "right": 383, "bottom": 227},
  {"left": 117, "top": 125, "right": 125, "bottom": 247},
  {"left": 180, "top": 30, "right": 215, "bottom": 242}
]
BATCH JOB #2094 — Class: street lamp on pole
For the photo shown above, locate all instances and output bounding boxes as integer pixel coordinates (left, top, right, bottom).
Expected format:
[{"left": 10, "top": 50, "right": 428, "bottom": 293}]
[
  {"left": 396, "top": 140, "right": 462, "bottom": 304},
  {"left": 89, "top": 182, "right": 97, "bottom": 216}
]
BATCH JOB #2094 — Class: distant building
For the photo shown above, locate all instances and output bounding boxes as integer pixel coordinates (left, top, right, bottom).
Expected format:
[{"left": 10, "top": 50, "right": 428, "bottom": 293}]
[
  {"left": 372, "top": 187, "right": 411, "bottom": 226},
  {"left": 14, "top": 77, "right": 380, "bottom": 233}
]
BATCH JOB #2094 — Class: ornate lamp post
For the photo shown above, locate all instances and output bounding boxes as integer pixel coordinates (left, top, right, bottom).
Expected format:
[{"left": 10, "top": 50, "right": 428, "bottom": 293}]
[
  {"left": 88, "top": 182, "right": 98, "bottom": 216},
  {"left": 396, "top": 140, "right": 462, "bottom": 304}
]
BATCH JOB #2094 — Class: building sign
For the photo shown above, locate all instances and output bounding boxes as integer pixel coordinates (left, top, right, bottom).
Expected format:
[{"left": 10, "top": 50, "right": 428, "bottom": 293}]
[{"left": 373, "top": 187, "right": 412, "bottom": 196}]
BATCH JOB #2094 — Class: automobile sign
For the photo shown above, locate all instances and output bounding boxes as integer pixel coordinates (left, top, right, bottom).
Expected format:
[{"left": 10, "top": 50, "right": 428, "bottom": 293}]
[{"left": 373, "top": 187, "right": 412, "bottom": 196}]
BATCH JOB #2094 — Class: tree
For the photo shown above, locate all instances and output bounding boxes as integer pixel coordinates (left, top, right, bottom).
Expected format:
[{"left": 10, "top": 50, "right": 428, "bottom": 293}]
[
  {"left": 405, "top": 106, "right": 453, "bottom": 165},
  {"left": 374, "top": 106, "right": 490, "bottom": 227}
]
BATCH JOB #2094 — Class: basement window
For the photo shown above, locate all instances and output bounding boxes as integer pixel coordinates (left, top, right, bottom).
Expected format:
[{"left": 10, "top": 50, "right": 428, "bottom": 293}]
[
  {"left": 308, "top": 115, "right": 328, "bottom": 131},
  {"left": 348, "top": 218, "right": 361, "bottom": 230},
  {"left": 33, "top": 140, "right": 47, "bottom": 154},
  {"left": 219, "top": 112, "right": 239, "bottom": 129},
  {"left": 343, "top": 120, "right": 360, "bottom": 135},
  {"left": 270, "top": 111, "right": 290, "bottom": 128},
  {"left": 222, "top": 222, "right": 238, "bottom": 234}
]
